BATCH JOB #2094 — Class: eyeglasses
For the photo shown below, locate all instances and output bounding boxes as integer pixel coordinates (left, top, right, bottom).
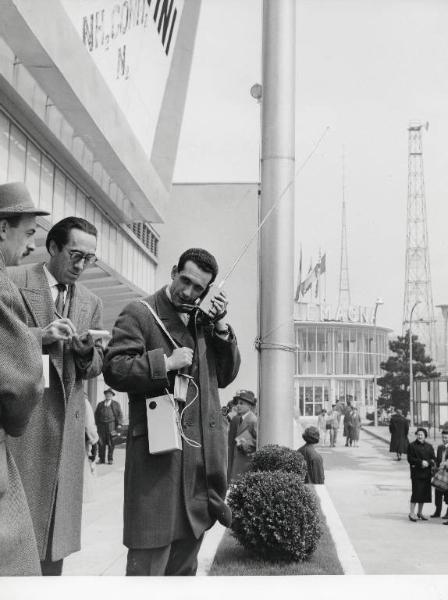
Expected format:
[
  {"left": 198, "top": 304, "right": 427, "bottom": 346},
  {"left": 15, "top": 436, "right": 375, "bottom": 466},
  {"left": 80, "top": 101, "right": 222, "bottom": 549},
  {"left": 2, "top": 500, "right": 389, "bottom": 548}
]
[{"left": 68, "top": 250, "right": 97, "bottom": 266}]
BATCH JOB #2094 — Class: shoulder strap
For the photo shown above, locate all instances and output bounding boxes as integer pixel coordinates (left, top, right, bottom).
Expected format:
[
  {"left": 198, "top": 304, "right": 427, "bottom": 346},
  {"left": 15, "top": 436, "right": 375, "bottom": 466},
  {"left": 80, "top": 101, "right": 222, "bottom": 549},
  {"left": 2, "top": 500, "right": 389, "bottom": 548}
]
[{"left": 138, "top": 299, "right": 180, "bottom": 349}]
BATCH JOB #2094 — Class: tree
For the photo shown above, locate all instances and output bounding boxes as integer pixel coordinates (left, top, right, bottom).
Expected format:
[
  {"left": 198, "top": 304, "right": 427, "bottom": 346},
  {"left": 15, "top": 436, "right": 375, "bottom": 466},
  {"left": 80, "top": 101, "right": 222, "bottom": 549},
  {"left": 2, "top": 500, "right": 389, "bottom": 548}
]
[{"left": 377, "top": 331, "right": 439, "bottom": 412}]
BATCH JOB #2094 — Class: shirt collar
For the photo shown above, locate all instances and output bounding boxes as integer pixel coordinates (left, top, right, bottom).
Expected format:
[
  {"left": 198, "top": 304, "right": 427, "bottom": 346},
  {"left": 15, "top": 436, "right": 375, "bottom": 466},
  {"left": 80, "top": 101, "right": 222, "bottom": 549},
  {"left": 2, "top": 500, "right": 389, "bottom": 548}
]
[{"left": 43, "top": 263, "right": 59, "bottom": 288}]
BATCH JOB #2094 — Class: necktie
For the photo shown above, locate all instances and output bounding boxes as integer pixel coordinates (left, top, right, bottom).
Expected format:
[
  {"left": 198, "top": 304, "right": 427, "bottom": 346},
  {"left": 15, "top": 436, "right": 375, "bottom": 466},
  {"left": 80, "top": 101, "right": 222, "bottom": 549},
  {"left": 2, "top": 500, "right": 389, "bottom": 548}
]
[{"left": 55, "top": 283, "right": 66, "bottom": 315}]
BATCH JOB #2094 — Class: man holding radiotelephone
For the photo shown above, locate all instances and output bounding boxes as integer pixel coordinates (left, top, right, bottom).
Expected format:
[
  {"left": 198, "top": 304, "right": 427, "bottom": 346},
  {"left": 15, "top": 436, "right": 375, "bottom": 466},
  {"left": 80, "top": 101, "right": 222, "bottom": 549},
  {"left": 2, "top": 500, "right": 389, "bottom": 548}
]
[
  {"left": 103, "top": 248, "right": 241, "bottom": 576},
  {"left": 8, "top": 216, "right": 104, "bottom": 575}
]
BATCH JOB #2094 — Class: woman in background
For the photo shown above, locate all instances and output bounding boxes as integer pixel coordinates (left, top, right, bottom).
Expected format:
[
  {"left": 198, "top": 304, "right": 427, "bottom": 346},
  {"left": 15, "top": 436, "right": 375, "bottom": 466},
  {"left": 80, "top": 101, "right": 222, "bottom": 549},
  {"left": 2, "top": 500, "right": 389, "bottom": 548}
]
[
  {"left": 317, "top": 409, "right": 327, "bottom": 446},
  {"left": 407, "top": 427, "right": 435, "bottom": 522}
]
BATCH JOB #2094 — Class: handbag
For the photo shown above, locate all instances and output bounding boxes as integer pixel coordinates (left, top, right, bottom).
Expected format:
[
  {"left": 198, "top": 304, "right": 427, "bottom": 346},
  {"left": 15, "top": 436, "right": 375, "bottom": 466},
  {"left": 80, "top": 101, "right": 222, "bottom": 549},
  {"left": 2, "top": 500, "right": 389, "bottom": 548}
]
[{"left": 431, "top": 467, "right": 448, "bottom": 492}]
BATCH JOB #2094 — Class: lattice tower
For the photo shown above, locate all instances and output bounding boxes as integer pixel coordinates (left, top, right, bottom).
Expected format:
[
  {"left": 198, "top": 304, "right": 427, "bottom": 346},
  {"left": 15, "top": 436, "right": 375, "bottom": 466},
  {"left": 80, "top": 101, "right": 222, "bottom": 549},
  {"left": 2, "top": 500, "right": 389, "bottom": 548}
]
[
  {"left": 402, "top": 121, "right": 435, "bottom": 357},
  {"left": 338, "top": 155, "right": 351, "bottom": 309}
]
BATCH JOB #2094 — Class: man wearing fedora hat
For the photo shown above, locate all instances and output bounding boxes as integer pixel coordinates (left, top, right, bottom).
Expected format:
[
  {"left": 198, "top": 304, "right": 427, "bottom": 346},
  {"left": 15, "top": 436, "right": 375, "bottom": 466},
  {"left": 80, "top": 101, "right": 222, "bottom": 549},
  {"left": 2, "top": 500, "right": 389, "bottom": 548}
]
[
  {"left": 227, "top": 390, "right": 258, "bottom": 482},
  {"left": 94, "top": 388, "right": 123, "bottom": 465},
  {"left": 0, "top": 181, "right": 48, "bottom": 575},
  {"left": 8, "top": 215, "right": 104, "bottom": 575}
]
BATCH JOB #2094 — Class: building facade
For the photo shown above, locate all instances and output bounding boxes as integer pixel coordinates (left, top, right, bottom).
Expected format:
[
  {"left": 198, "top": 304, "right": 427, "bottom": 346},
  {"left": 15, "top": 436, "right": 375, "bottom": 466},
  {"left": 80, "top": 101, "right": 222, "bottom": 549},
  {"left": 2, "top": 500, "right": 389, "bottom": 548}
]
[
  {"left": 295, "top": 302, "right": 390, "bottom": 417},
  {"left": 0, "top": 0, "right": 202, "bottom": 417}
]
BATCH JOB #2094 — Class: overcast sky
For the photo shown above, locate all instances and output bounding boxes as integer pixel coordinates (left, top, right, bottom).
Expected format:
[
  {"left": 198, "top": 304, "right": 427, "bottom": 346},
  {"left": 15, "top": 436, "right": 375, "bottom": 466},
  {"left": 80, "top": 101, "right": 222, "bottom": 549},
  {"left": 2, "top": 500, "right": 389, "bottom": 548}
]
[{"left": 174, "top": 0, "right": 448, "bottom": 335}]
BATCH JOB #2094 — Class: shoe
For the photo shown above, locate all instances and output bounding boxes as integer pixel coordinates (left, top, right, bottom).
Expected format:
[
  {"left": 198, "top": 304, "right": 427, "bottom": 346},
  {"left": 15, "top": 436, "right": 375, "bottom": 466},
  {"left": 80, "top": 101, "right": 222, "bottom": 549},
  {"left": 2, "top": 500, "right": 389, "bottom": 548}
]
[
  {"left": 98, "top": 460, "right": 105, "bottom": 464},
  {"left": 408, "top": 514, "right": 418, "bottom": 522},
  {"left": 431, "top": 512, "right": 441, "bottom": 518},
  {"left": 443, "top": 521, "right": 448, "bottom": 525},
  {"left": 417, "top": 513, "right": 428, "bottom": 521},
  {"left": 108, "top": 460, "right": 113, "bottom": 465}
]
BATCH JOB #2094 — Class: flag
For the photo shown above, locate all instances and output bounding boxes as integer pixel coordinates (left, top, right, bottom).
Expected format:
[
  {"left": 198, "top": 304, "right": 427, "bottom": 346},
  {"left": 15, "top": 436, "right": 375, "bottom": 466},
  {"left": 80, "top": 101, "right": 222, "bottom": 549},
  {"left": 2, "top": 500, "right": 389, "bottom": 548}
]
[
  {"left": 320, "top": 253, "right": 326, "bottom": 274},
  {"left": 299, "top": 269, "right": 316, "bottom": 297}
]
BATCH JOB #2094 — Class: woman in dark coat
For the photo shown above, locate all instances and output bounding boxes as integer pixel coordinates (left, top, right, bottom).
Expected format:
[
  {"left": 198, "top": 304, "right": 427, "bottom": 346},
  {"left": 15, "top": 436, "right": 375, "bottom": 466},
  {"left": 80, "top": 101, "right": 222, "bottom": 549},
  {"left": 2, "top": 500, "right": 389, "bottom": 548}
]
[
  {"left": 298, "top": 426, "right": 325, "bottom": 484},
  {"left": 389, "top": 408, "right": 409, "bottom": 460},
  {"left": 407, "top": 427, "right": 436, "bottom": 521}
]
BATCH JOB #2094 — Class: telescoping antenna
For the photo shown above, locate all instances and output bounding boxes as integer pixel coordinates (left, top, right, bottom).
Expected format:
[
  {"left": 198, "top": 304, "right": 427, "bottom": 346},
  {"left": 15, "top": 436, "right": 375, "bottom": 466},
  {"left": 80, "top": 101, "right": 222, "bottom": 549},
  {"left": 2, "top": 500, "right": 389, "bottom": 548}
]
[{"left": 214, "top": 126, "right": 330, "bottom": 291}]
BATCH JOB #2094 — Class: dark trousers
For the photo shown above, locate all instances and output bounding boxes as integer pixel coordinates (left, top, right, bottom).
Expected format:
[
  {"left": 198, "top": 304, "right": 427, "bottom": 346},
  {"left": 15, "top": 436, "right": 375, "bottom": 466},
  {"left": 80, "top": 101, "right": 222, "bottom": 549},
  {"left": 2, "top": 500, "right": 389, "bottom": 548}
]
[
  {"left": 40, "top": 499, "right": 63, "bottom": 576},
  {"left": 126, "top": 534, "right": 204, "bottom": 576},
  {"left": 434, "top": 489, "right": 448, "bottom": 515},
  {"left": 98, "top": 427, "right": 115, "bottom": 462}
]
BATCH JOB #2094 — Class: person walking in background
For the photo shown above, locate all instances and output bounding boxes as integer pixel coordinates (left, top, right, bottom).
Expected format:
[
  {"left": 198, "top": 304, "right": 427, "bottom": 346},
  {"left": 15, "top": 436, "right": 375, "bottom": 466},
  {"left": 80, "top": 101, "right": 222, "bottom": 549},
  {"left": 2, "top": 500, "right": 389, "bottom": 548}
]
[
  {"left": 350, "top": 407, "right": 362, "bottom": 447},
  {"left": 407, "top": 427, "right": 436, "bottom": 522},
  {"left": 317, "top": 409, "right": 328, "bottom": 446},
  {"left": 298, "top": 426, "right": 325, "bottom": 484},
  {"left": 94, "top": 388, "right": 123, "bottom": 465},
  {"left": 8, "top": 216, "right": 104, "bottom": 576},
  {"left": 432, "top": 430, "right": 448, "bottom": 520},
  {"left": 389, "top": 408, "right": 409, "bottom": 461},
  {"left": 227, "top": 390, "right": 257, "bottom": 483},
  {"left": 327, "top": 406, "right": 339, "bottom": 447},
  {"left": 343, "top": 405, "right": 354, "bottom": 446},
  {"left": 0, "top": 182, "right": 48, "bottom": 575}
]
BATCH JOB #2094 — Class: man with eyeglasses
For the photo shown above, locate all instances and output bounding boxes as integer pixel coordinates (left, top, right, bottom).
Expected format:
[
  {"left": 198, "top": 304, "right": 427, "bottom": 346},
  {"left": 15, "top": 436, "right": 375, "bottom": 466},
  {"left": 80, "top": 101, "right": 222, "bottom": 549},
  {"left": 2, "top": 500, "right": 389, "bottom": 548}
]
[{"left": 8, "top": 216, "right": 104, "bottom": 576}]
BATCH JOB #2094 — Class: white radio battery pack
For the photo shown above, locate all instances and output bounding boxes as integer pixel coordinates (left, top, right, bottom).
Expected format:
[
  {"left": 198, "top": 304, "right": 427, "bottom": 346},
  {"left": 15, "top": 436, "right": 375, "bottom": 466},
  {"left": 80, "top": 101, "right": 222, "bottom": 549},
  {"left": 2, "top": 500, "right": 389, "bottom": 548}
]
[{"left": 146, "top": 394, "right": 182, "bottom": 454}]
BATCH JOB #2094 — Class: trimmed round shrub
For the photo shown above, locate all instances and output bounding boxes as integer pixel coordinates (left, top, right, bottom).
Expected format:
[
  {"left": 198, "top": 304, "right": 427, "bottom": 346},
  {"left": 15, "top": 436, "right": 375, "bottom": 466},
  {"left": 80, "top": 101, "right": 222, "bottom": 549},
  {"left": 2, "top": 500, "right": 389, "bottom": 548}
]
[
  {"left": 228, "top": 471, "right": 321, "bottom": 562},
  {"left": 251, "top": 444, "right": 307, "bottom": 482}
]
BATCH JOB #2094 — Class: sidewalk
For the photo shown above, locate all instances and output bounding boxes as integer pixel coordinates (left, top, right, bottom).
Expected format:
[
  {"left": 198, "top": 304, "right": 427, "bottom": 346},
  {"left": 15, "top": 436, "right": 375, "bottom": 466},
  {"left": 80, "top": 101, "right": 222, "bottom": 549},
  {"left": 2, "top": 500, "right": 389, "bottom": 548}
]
[
  {"left": 63, "top": 447, "right": 224, "bottom": 576},
  {"left": 322, "top": 430, "right": 448, "bottom": 574}
]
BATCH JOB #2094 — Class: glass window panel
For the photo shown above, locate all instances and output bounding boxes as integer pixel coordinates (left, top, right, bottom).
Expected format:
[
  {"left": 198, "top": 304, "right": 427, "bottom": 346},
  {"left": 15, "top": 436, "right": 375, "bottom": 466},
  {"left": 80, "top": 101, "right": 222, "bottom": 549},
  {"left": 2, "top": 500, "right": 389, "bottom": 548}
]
[
  {"left": 0, "top": 112, "right": 9, "bottom": 182},
  {"left": 52, "top": 169, "right": 65, "bottom": 223},
  {"left": 440, "top": 381, "right": 448, "bottom": 404},
  {"left": 108, "top": 225, "right": 117, "bottom": 270},
  {"left": 8, "top": 124, "right": 26, "bottom": 181},
  {"left": 440, "top": 405, "right": 448, "bottom": 425},
  {"left": 85, "top": 197, "right": 94, "bottom": 224},
  {"left": 75, "top": 189, "right": 86, "bottom": 217},
  {"left": 101, "top": 219, "right": 109, "bottom": 262},
  {"left": 115, "top": 231, "right": 123, "bottom": 272},
  {"left": 25, "top": 141, "right": 41, "bottom": 199},
  {"left": 308, "top": 327, "right": 316, "bottom": 351},
  {"left": 65, "top": 179, "right": 76, "bottom": 217},
  {"left": 39, "top": 155, "right": 54, "bottom": 214}
]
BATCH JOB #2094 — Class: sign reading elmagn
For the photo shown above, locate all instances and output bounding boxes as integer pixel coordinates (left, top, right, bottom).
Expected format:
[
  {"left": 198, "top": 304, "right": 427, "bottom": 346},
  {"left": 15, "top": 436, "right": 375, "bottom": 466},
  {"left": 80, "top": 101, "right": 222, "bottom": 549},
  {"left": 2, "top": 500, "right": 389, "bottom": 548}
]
[
  {"left": 80, "top": 0, "right": 180, "bottom": 79},
  {"left": 62, "top": 0, "right": 184, "bottom": 158}
]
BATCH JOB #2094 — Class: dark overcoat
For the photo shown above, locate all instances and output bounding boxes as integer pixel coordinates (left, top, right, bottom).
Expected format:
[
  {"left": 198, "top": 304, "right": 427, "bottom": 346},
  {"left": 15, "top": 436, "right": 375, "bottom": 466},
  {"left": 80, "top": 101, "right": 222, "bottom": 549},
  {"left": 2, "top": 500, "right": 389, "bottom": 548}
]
[
  {"left": 8, "top": 262, "right": 104, "bottom": 561},
  {"left": 389, "top": 413, "right": 409, "bottom": 454},
  {"left": 0, "top": 255, "right": 44, "bottom": 575},
  {"left": 407, "top": 440, "right": 435, "bottom": 481},
  {"left": 103, "top": 288, "right": 240, "bottom": 549},
  {"left": 227, "top": 411, "right": 257, "bottom": 482},
  {"left": 298, "top": 443, "right": 325, "bottom": 484}
]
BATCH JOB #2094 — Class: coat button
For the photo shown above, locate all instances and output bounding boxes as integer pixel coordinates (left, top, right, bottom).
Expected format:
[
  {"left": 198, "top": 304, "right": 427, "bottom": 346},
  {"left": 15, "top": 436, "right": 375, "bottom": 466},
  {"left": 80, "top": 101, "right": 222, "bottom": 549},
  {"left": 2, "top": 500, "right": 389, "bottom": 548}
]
[
  {"left": 75, "top": 411, "right": 79, "bottom": 419},
  {"left": 209, "top": 420, "right": 216, "bottom": 428}
]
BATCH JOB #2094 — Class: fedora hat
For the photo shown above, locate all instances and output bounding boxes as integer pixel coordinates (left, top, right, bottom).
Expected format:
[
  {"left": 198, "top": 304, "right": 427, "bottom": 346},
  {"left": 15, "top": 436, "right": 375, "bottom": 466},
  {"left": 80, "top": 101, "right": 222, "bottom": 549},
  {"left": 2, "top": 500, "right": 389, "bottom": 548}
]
[
  {"left": 104, "top": 388, "right": 116, "bottom": 396},
  {"left": 233, "top": 389, "right": 256, "bottom": 406},
  {"left": 0, "top": 182, "right": 50, "bottom": 217}
]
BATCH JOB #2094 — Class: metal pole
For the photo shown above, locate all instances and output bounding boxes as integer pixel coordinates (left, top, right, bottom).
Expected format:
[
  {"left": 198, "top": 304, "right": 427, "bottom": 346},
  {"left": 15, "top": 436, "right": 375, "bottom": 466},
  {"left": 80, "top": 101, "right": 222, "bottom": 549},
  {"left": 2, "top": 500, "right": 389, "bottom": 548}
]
[
  {"left": 259, "top": 0, "right": 296, "bottom": 447},
  {"left": 409, "top": 301, "right": 421, "bottom": 427},
  {"left": 373, "top": 299, "right": 383, "bottom": 427}
]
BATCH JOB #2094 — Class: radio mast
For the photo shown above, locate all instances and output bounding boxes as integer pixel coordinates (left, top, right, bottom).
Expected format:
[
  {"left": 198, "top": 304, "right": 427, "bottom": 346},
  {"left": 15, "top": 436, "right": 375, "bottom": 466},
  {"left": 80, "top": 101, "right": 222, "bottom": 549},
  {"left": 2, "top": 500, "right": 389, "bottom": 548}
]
[
  {"left": 338, "top": 153, "right": 351, "bottom": 309},
  {"left": 402, "top": 121, "right": 435, "bottom": 357}
]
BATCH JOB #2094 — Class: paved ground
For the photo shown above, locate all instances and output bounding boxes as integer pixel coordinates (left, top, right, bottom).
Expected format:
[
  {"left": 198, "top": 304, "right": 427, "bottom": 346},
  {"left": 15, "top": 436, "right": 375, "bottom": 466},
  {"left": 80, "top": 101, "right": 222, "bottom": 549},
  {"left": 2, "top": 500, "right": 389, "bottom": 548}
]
[
  {"left": 322, "top": 426, "right": 448, "bottom": 574},
  {"left": 63, "top": 423, "right": 448, "bottom": 576}
]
